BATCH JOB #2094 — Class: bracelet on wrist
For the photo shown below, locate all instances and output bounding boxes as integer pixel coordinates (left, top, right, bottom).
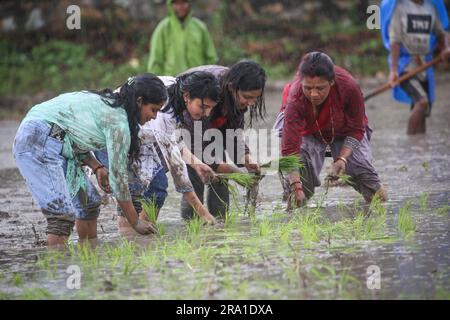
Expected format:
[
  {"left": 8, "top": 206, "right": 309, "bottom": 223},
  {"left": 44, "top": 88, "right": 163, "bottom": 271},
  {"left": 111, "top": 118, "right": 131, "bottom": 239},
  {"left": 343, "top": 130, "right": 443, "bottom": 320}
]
[
  {"left": 335, "top": 156, "right": 347, "bottom": 165},
  {"left": 290, "top": 181, "right": 303, "bottom": 191}
]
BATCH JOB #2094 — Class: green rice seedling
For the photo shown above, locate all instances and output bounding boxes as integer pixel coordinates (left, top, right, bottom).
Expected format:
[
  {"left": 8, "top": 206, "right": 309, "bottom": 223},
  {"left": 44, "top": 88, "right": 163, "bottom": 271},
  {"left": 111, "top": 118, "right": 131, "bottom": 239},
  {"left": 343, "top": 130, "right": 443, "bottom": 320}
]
[
  {"left": 350, "top": 195, "right": 364, "bottom": 216},
  {"left": 157, "top": 223, "right": 166, "bottom": 236},
  {"left": 258, "top": 217, "right": 272, "bottom": 237},
  {"left": 235, "top": 280, "right": 249, "bottom": 299},
  {"left": 336, "top": 200, "right": 348, "bottom": 212},
  {"left": 279, "top": 222, "right": 294, "bottom": 243},
  {"left": 261, "top": 155, "right": 304, "bottom": 173},
  {"left": 109, "top": 239, "right": 137, "bottom": 264},
  {"left": 242, "top": 244, "right": 260, "bottom": 262},
  {"left": 419, "top": 192, "right": 429, "bottom": 212},
  {"left": 349, "top": 209, "right": 386, "bottom": 241},
  {"left": 217, "top": 172, "right": 255, "bottom": 188},
  {"left": 208, "top": 179, "right": 237, "bottom": 212},
  {"left": 0, "top": 291, "right": 14, "bottom": 299},
  {"left": 435, "top": 288, "right": 450, "bottom": 300},
  {"left": 119, "top": 238, "right": 137, "bottom": 255},
  {"left": 309, "top": 265, "right": 336, "bottom": 281},
  {"left": 141, "top": 198, "right": 165, "bottom": 234},
  {"left": 398, "top": 201, "right": 416, "bottom": 237},
  {"left": 271, "top": 210, "right": 286, "bottom": 221},
  {"left": 36, "top": 250, "right": 65, "bottom": 270},
  {"left": 67, "top": 241, "right": 77, "bottom": 256},
  {"left": 20, "top": 287, "right": 52, "bottom": 300},
  {"left": 337, "top": 174, "right": 355, "bottom": 186},
  {"left": 279, "top": 155, "right": 304, "bottom": 172},
  {"left": 75, "top": 242, "right": 100, "bottom": 267},
  {"left": 35, "top": 250, "right": 67, "bottom": 279},
  {"left": 121, "top": 255, "right": 138, "bottom": 276},
  {"left": 309, "top": 265, "right": 358, "bottom": 299},
  {"left": 166, "top": 236, "right": 194, "bottom": 260},
  {"left": 349, "top": 211, "right": 365, "bottom": 240},
  {"left": 363, "top": 215, "right": 386, "bottom": 240},
  {"left": 189, "top": 246, "right": 216, "bottom": 268},
  {"left": 422, "top": 161, "right": 430, "bottom": 172},
  {"left": 186, "top": 216, "right": 202, "bottom": 237},
  {"left": 139, "top": 246, "right": 162, "bottom": 269},
  {"left": 12, "top": 273, "right": 23, "bottom": 287},
  {"left": 224, "top": 210, "right": 237, "bottom": 228},
  {"left": 104, "top": 245, "right": 122, "bottom": 270},
  {"left": 295, "top": 211, "right": 321, "bottom": 246},
  {"left": 105, "top": 239, "right": 139, "bottom": 275},
  {"left": 336, "top": 269, "right": 360, "bottom": 298},
  {"left": 369, "top": 194, "right": 387, "bottom": 216},
  {"left": 141, "top": 198, "right": 158, "bottom": 224},
  {"left": 436, "top": 205, "right": 450, "bottom": 216},
  {"left": 282, "top": 263, "right": 300, "bottom": 286},
  {"left": 189, "top": 281, "right": 207, "bottom": 300}
]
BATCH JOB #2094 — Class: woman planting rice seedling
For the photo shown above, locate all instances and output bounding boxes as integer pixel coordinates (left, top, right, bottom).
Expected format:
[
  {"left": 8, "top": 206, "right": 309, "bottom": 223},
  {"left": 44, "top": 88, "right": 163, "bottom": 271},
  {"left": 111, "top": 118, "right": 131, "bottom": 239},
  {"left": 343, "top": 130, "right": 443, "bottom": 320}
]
[
  {"left": 13, "top": 74, "right": 168, "bottom": 248},
  {"left": 280, "top": 52, "right": 388, "bottom": 207},
  {"left": 96, "top": 72, "right": 221, "bottom": 233},
  {"left": 178, "top": 60, "right": 267, "bottom": 219}
]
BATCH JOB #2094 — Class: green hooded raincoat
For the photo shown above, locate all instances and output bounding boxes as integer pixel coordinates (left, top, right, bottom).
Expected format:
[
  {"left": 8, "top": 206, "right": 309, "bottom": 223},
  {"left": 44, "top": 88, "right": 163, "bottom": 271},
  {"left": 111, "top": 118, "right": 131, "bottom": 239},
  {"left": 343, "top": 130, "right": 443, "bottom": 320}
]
[{"left": 147, "top": 0, "right": 218, "bottom": 76}]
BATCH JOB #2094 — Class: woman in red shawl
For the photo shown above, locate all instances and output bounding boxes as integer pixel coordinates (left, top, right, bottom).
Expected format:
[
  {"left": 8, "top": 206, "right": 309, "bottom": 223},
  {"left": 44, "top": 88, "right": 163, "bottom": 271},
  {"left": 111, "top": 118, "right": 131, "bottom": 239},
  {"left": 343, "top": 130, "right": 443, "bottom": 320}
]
[{"left": 281, "top": 52, "right": 387, "bottom": 207}]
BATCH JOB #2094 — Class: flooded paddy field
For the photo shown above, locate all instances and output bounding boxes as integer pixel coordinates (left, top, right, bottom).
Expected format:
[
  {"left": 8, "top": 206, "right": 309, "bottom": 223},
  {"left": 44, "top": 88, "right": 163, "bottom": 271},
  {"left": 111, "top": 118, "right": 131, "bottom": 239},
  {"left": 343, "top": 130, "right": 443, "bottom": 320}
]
[{"left": 0, "top": 76, "right": 449, "bottom": 299}]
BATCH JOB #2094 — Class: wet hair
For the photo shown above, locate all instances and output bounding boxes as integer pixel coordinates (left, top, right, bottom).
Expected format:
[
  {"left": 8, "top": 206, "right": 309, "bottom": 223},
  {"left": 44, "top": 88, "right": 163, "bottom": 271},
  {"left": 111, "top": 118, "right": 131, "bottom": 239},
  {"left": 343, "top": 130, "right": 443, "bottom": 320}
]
[
  {"left": 89, "top": 73, "right": 168, "bottom": 164},
  {"left": 218, "top": 60, "right": 266, "bottom": 127},
  {"left": 299, "top": 51, "right": 335, "bottom": 82},
  {"left": 163, "top": 71, "right": 221, "bottom": 124}
]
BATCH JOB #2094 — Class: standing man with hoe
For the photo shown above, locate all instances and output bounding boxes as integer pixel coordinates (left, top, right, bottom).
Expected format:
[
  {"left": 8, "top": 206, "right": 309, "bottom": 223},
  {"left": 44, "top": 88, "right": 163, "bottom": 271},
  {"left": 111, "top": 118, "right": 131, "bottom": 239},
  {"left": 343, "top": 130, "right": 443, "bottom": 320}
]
[{"left": 381, "top": 0, "right": 450, "bottom": 135}]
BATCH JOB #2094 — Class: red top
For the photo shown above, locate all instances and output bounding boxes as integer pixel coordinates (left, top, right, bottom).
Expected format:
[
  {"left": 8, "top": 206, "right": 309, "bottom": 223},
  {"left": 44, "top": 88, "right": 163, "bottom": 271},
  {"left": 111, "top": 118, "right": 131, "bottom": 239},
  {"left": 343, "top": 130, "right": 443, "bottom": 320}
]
[{"left": 281, "top": 66, "right": 368, "bottom": 156}]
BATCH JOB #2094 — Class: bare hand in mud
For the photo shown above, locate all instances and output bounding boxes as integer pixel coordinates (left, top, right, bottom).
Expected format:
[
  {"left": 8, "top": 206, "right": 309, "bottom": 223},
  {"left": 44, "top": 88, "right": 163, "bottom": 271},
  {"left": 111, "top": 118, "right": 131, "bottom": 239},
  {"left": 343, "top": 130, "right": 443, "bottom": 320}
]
[
  {"left": 331, "top": 159, "right": 346, "bottom": 177},
  {"left": 197, "top": 205, "right": 216, "bottom": 225},
  {"left": 193, "top": 163, "right": 218, "bottom": 184},
  {"left": 290, "top": 188, "right": 306, "bottom": 208},
  {"left": 132, "top": 219, "right": 158, "bottom": 235},
  {"left": 95, "top": 167, "right": 111, "bottom": 193},
  {"left": 201, "top": 214, "right": 216, "bottom": 225},
  {"left": 245, "top": 162, "right": 261, "bottom": 175}
]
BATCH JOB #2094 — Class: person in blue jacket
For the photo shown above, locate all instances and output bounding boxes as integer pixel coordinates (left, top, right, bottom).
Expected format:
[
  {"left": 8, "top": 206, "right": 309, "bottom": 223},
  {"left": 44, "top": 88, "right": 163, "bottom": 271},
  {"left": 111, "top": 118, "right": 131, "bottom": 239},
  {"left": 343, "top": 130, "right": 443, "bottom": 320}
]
[{"left": 381, "top": 0, "right": 450, "bottom": 134}]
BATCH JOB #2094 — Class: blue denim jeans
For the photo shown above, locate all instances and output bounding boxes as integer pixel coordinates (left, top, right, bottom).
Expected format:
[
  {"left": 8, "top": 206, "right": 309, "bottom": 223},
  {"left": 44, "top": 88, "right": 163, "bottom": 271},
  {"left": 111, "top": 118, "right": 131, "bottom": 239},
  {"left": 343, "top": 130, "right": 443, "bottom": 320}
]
[
  {"left": 13, "top": 120, "right": 101, "bottom": 236},
  {"left": 94, "top": 149, "right": 168, "bottom": 216}
]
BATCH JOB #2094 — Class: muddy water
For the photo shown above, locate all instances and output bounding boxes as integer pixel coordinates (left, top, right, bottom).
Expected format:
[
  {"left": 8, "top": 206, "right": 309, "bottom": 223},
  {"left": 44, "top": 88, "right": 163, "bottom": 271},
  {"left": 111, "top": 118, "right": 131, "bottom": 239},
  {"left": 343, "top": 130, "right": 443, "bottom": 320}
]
[{"left": 0, "top": 76, "right": 449, "bottom": 299}]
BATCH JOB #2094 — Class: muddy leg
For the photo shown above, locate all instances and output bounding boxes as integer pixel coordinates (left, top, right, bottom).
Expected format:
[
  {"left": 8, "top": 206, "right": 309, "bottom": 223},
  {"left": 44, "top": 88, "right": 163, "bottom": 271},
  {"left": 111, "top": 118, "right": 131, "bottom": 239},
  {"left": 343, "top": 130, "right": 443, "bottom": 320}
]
[
  {"left": 407, "top": 98, "right": 428, "bottom": 135},
  {"left": 45, "top": 215, "right": 74, "bottom": 249},
  {"left": 207, "top": 181, "right": 229, "bottom": 218},
  {"left": 363, "top": 185, "right": 389, "bottom": 204},
  {"left": 76, "top": 219, "right": 98, "bottom": 247},
  {"left": 47, "top": 234, "right": 69, "bottom": 248}
]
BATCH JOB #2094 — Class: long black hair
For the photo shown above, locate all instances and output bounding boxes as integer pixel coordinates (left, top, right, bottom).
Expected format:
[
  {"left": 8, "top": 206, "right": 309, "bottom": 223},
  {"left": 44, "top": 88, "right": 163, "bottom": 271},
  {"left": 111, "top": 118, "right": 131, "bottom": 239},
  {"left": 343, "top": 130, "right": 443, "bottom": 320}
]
[
  {"left": 217, "top": 60, "right": 267, "bottom": 127},
  {"left": 90, "top": 73, "right": 168, "bottom": 164},
  {"left": 163, "top": 71, "right": 221, "bottom": 124}
]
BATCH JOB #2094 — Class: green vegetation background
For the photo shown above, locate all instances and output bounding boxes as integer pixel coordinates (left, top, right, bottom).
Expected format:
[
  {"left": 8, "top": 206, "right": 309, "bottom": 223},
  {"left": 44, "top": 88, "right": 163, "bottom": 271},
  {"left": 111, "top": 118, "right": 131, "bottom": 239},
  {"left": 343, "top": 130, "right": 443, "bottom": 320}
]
[{"left": 1, "top": 0, "right": 449, "bottom": 117}]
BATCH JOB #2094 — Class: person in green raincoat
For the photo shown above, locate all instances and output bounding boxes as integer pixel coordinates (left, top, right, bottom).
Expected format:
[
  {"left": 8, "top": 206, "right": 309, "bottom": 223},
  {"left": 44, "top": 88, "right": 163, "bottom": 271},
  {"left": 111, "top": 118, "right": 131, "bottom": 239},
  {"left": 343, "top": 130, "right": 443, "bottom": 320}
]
[{"left": 147, "top": 0, "right": 218, "bottom": 76}]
